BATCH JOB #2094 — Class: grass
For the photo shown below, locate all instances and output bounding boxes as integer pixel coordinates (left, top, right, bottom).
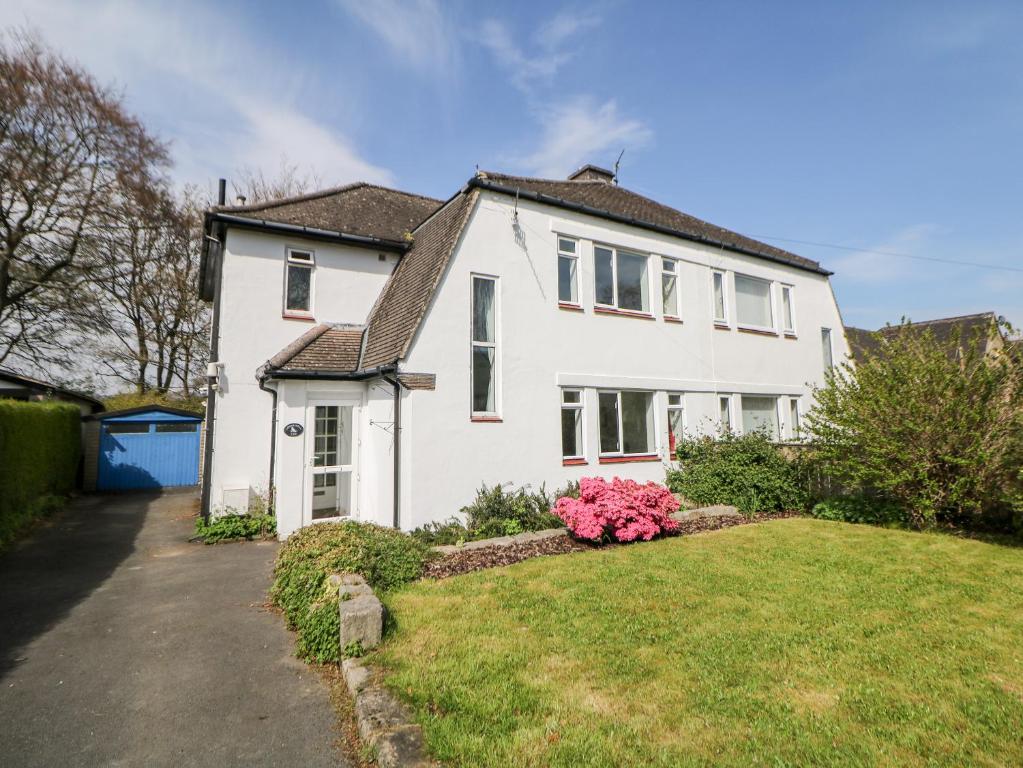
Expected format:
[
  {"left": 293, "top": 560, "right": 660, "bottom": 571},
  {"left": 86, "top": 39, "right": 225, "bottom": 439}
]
[{"left": 371, "top": 518, "right": 1023, "bottom": 767}]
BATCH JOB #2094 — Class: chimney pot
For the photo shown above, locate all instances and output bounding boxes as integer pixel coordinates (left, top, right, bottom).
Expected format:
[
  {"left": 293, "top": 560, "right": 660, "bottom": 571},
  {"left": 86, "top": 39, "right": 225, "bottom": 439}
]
[{"left": 236, "top": 195, "right": 247, "bottom": 205}]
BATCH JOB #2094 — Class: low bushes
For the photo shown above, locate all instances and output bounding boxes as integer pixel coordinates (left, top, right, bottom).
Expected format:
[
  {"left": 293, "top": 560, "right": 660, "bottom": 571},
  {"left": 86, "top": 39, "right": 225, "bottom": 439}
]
[
  {"left": 411, "top": 482, "right": 576, "bottom": 546},
  {"left": 194, "top": 513, "right": 276, "bottom": 543},
  {"left": 810, "top": 495, "right": 905, "bottom": 526},
  {"left": 555, "top": 477, "right": 679, "bottom": 543},
  {"left": 0, "top": 400, "right": 81, "bottom": 548},
  {"left": 270, "top": 521, "right": 428, "bottom": 662},
  {"left": 667, "top": 432, "right": 807, "bottom": 515}
]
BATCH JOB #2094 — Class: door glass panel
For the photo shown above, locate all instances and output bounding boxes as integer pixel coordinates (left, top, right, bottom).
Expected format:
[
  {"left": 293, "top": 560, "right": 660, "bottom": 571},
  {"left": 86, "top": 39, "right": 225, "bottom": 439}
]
[
  {"left": 313, "top": 405, "right": 353, "bottom": 467},
  {"left": 312, "top": 470, "right": 351, "bottom": 519}
]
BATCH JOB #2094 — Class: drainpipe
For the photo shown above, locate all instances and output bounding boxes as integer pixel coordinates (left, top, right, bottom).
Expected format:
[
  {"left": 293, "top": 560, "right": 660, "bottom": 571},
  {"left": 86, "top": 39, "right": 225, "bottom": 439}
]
[
  {"left": 258, "top": 377, "right": 278, "bottom": 514},
  {"left": 381, "top": 372, "right": 403, "bottom": 530}
]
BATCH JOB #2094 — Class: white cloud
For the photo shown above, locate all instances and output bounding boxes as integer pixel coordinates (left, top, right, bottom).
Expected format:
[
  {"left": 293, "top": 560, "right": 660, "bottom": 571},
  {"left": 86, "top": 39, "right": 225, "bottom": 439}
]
[
  {"left": 828, "top": 224, "right": 939, "bottom": 283},
  {"left": 335, "top": 0, "right": 457, "bottom": 78},
  {"left": 1, "top": 0, "right": 393, "bottom": 190},
  {"left": 533, "top": 10, "right": 602, "bottom": 50},
  {"left": 516, "top": 97, "right": 651, "bottom": 178}
]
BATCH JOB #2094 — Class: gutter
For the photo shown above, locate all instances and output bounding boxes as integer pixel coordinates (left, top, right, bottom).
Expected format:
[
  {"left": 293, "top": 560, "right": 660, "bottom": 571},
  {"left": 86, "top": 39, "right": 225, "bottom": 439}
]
[
  {"left": 259, "top": 364, "right": 398, "bottom": 382},
  {"left": 208, "top": 212, "right": 408, "bottom": 253},
  {"left": 381, "top": 372, "right": 403, "bottom": 530},
  {"left": 467, "top": 177, "right": 833, "bottom": 277}
]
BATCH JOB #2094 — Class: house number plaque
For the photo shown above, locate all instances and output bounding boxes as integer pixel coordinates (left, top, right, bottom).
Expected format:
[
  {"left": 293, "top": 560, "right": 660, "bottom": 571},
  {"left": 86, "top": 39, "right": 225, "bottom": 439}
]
[{"left": 283, "top": 423, "right": 304, "bottom": 437}]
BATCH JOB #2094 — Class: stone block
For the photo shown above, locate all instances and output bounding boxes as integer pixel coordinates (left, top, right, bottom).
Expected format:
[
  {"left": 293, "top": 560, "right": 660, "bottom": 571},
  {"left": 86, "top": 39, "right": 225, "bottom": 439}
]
[{"left": 340, "top": 594, "right": 384, "bottom": 649}]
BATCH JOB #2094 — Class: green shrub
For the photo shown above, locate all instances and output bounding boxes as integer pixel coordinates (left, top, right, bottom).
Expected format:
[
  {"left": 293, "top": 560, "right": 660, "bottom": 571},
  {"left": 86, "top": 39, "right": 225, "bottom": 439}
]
[
  {"left": 194, "top": 513, "right": 276, "bottom": 543},
  {"left": 806, "top": 320, "right": 1023, "bottom": 529},
  {"left": 810, "top": 496, "right": 906, "bottom": 526},
  {"left": 0, "top": 400, "right": 81, "bottom": 548},
  {"left": 270, "top": 521, "right": 428, "bottom": 662},
  {"left": 667, "top": 432, "right": 807, "bottom": 515},
  {"left": 409, "top": 517, "right": 470, "bottom": 546}
]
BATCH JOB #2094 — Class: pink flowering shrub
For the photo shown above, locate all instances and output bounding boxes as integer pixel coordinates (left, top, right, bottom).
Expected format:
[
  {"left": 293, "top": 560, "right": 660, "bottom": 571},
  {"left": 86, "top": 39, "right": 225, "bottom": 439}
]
[{"left": 554, "top": 477, "right": 680, "bottom": 543}]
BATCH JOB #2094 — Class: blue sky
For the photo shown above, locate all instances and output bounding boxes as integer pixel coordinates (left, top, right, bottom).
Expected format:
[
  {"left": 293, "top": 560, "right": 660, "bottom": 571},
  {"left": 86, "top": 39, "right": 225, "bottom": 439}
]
[{"left": 4, "top": 0, "right": 1022, "bottom": 330}]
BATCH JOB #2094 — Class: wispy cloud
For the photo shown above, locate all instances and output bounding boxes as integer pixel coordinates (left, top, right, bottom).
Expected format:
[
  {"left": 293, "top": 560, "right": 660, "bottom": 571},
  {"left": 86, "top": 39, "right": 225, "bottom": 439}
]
[
  {"left": 2, "top": 0, "right": 393, "bottom": 189},
  {"left": 335, "top": 0, "right": 457, "bottom": 79},
  {"left": 516, "top": 97, "right": 651, "bottom": 178},
  {"left": 480, "top": 10, "right": 601, "bottom": 94},
  {"left": 828, "top": 223, "right": 939, "bottom": 283}
]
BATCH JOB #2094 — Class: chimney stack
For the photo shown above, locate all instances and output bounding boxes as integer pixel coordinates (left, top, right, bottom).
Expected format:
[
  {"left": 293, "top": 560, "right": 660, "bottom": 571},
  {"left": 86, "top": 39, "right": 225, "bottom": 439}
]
[{"left": 567, "top": 164, "right": 615, "bottom": 183}]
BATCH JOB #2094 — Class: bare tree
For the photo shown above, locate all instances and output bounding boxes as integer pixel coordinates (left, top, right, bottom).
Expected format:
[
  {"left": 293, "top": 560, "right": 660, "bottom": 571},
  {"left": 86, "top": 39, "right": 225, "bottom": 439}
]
[
  {"left": 231, "top": 156, "right": 322, "bottom": 204},
  {"left": 0, "top": 33, "right": 169, "bottom": 369}
]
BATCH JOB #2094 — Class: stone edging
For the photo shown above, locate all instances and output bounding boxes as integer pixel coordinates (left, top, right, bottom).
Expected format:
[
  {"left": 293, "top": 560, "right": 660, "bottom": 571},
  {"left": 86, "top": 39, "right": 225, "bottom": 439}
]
[{"left": 430, "top": 526, "right": 568, "bottom": 555}]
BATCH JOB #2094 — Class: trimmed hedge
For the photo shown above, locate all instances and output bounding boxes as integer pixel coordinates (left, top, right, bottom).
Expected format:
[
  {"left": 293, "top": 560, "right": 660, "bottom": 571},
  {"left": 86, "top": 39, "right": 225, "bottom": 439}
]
[{"left": 0, "top": 400, "right": 81, "bottom": 547}]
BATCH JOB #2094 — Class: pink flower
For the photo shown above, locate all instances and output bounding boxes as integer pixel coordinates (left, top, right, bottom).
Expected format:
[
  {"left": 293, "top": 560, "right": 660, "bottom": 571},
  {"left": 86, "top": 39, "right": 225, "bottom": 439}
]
[{"left": 554, "top": 477, "right": 679, "bottom": 544}]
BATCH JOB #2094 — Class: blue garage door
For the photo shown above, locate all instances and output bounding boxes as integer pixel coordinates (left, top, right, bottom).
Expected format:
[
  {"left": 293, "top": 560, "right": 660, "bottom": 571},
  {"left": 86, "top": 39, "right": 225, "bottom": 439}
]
[{"left": 98, "top": 418, "right": 201, "bottom": 490}]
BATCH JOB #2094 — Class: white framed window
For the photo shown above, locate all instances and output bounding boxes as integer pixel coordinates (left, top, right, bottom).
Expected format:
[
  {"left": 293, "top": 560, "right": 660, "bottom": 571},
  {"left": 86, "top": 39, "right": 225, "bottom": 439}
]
[
  {"left": 712, "top": 270, "right": 728, "bottom": 324},
  {"left": 598, "top": 390, "right": 654, "bottom": 456},
  {"left": 788, "top": 397, "right": 801, "bottom": 440},
  {"left": 821, "top": 327, "right": 834, "bottom": 372},
  {"left": 661, "top": 258, "right": 680, "bottom": 318},
  {"left": 741, "top": 395, "right": 780, "bottom": 440},
  {"left": 734, "top": 273, "right": 775, "bottom": 331},
  {"left": 471, "top": 275, "right": 499, "bottom": 417},
  {"left": 781, "top": 285, "right": 796, "bottom": 335},
  {"left": 560, "top": 389, "right": 584, "bottom": 459},
  {"left": 284, "top": 248, "right": 315, "bottom": 315},
  {"left": 557, "top": 237, "right": 579, "bottom": 305},
  {"left": 719, "top": 395, "right": 733, "bottom": 433},
  {"left": 594, "top": 245, "right": 650, "bottom": 313},
  {"left": 667, "top": 393, "right": 685, "bottom": 452}
]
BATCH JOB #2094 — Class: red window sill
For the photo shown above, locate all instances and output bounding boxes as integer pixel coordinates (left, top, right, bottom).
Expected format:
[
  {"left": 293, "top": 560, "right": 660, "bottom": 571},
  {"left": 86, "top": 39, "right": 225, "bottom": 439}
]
[
  {"left": 598, "top": 454, "right": 660, "bottom": 464},
  {"left": 713, "top": 322, "right": 731, "bottom": 330},
  {"left": 470, "top": 416, "right": 503, "bottom": 423},
  {"left": 558, "top": 302, "right": 584, "bottom": 312},
  {"left": 594, "top": 306, "right": 654, "bottom": 320},
  {"left": 784, "top": 332, "right": 798, "bottom": 339},
  {"left": 562, "top": 457, "right": 587, "bottom": 466},
  {"left": 737, "top": 326, "right": 780, "bottom": 337},
  {"left": 282, "top": 312, "right": 316, "bottom": 322},
  {"left": 664, "top": 316, "right": 684, "bottom": 324}
]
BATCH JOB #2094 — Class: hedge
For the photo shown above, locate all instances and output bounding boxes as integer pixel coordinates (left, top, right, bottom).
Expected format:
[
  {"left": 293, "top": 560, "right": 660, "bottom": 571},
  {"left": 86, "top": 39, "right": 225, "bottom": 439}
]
[{"left": 0, "top": 400, "right": 81, "bottom": 548}]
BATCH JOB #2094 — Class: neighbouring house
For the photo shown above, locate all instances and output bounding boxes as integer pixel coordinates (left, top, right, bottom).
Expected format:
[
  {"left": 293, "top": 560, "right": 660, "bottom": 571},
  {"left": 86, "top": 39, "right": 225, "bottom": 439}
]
[
  {"left": 0, "top": 367, "right": 104, "bottom": 416},
  {"left": 845, "top": 312, "right": 1013, "bottom": 361},
  {"left": 199, "top": 165, "right": 849, "bottom": 536}
]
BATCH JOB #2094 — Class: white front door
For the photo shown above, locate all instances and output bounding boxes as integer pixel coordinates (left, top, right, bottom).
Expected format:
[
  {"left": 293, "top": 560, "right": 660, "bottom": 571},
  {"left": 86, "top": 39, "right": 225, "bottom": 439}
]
[{"left": 304, "top": 400, "right": 358, "bottom": 524}]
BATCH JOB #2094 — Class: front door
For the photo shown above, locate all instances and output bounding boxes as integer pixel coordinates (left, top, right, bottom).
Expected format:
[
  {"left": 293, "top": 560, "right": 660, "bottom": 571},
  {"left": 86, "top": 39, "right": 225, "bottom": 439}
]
[{"left": 304, "top": 401, "right": 358, "bottom": 524}]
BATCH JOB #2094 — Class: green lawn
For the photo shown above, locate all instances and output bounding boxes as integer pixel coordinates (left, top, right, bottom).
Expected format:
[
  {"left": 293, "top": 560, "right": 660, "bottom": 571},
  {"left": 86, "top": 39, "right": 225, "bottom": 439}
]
[{"left": 371, "top": 519, "right": 1023, "bottom": 767}]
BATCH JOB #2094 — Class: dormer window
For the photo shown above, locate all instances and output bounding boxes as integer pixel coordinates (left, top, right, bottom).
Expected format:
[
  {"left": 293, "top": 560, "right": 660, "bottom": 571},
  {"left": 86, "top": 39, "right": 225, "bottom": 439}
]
[{"left": 285, "top": 248, "right": 314, "bottom": 316}]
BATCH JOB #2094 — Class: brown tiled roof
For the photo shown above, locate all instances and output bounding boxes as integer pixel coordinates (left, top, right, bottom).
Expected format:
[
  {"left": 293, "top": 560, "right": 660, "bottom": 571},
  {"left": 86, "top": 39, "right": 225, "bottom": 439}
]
[
  {"left": 361, "top": 190, "right": 479, "bottom": 369},
  {"left": 470, "top": 172, "right": 828, "bottom": 275},
  {"left": 845, "top": 312, "right": 1000, "bottom": 361},
  {"left": 843, "top": 327, "right": 881, "bottom": 360},
  {"left": 213, "top": 183, "right": 441, "bottom": 243},
  {"left": 264, "top": 323, "right": 365, "bottom": 374}
]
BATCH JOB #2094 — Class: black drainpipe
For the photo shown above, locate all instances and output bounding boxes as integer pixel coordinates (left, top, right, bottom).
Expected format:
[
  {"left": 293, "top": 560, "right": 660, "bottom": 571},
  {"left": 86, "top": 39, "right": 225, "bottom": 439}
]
[
  {"left": 199, "top": 179, "right": 227, "bottom": 522},
  {"left": 258, "top": 376, "right": 278, "bottom": 514},
  {"left": 381, "top": 372, "right": 403, "bottom": 530}
]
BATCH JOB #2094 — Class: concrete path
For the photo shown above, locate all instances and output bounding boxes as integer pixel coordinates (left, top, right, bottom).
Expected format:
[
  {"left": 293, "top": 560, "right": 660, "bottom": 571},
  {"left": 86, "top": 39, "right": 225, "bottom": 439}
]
[{"left": 0, "top": 490, "right": 347, "bottom": 767}]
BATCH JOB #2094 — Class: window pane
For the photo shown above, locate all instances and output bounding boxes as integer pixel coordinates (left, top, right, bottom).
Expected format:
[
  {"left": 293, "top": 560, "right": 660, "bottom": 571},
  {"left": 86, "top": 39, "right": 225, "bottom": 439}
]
[
  {"left": 598, "top": 392, "right": 620, "bottom": 453},
  {"left": 735, "top": 275, "right": 773, "bottom": 328},
  {"left": 668, "top": 409, "right": 684, "bottom": 442},
  {"left": 719, "top": 397, "right": 731, "bottom": 431},
  {"left": 782, "top": 287, "right": 794, "bottom": 331},
  {"left": 472, "top": 277, "right": 495, "bottom": 343},
  {"left": 155, "top": 423, "right": 197, "bottom": 433},
  {"left": 668, "top": 394, "right": 682, "bottom": 406},
  {"left": 621, "top": 391, "right": 653, "bottom": 454},
  {"left": 594, "top": 246, "right": 614, "bottom": 305},
  {"left": 616, "top": 251, "right": 648, "bottom": 311},
  {"left": 741, "top": 396, "right": 779, "bottom": 440},
  {"left": 286, "top": 264, "right": 311, "bottom": 311},
  {"left": 562, "top": 389, "right": 581, "bottom": 404},
  {"left": 289, "top": 250, "right": 313, "bottom": 262},
  {"left": 107, "top": 422, "right": 150, "bottom": 434},
  {"left": 713, "top": 272, "right": 726, "bottom": 320},
  {"left": 558, "top": 237, "right": 576, "bottom": 254},
  {"left": 558, "top": 255, "right": 578, "bottom": 303},
  {"left": 312, "top": 470, "right": 351, "bottom": 519},
  {"left": 561, "top": 407, "right": 582, "bottom": 457},
  {"left": 789, "top": 399, "right": 800, "bottom": 438},
  {"left": 472, "top": 345, "right": 495, "bottom": 413},
  {"left": 662, "top": 273, "right": 678, "bottom": 316},
  {"left": 822, "top": 328, "right": 833, "bottom": 370}
]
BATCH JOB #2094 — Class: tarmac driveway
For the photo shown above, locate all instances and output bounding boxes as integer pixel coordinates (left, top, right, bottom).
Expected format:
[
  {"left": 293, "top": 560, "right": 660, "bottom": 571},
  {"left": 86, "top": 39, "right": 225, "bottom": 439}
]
[{"left": 0, "top": 490, "right": 347, "bottom": 767}]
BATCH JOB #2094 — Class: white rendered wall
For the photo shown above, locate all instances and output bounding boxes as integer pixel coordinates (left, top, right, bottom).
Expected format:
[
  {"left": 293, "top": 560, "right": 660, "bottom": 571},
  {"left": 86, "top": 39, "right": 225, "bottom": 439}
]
[
  {"left": 398, "top": 192, "right": 849, "bottom": 529},
  {"left": 208, "top": 228, "right": 397, "bottom": 517}
]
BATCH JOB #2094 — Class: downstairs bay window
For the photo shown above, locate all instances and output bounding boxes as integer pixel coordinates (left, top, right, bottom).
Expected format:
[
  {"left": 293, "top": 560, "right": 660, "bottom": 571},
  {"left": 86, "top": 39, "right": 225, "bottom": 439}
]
[
  {"left": 598, "top": 390, "right": 655, "bottom": 458},
  {"left": 471, "top": 275, "right": 499, "bottom": 418},
  {"left": 560, "top": 389, "right": 584, "bottom": 460}
]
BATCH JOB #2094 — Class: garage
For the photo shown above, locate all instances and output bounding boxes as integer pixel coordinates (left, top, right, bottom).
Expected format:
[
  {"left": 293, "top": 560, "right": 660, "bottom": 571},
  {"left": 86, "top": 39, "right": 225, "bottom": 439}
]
[{"left": 84, "top": 406, "right": 204, "bottom": 491}]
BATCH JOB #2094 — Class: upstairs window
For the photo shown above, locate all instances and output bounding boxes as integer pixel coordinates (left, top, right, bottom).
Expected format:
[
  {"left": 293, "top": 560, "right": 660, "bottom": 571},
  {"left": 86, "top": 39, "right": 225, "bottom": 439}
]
[
  {"left": 741, "top": 395, "right": 779, "bottom": 440},
  {"left": 471, "top": 275, "right": 499, "bottom": 416},
  {"left": 557, "top": 237, "right": 579, "bottom": 305},
  {"left": 285, "top": 248, "right": 314, "bottom": 315},
  {"left": 667, "top": 393, "right": 685, "bottom": 453},
  {"left": 561, "top": 389, "right": 584, "bottom": 459},
  {"left": 734, "top": 274, "right": 774, "bottom": 330},
  {"left": 712, "top": 271, "right": 727, "bottom": 324},
  {"left": 598, "top": 390, "right": 654, "bottom": 455},
  {"left": 821, "top": 328, "right": 834, "bottom": 372},
  {"left": 661, "top": 258, "right": 680, "bottom": 318},
  {"left": 594, "top": 246, "right": 649, "bottom": 313},
  {"left": 781, "top": 285, "right": 796, "bottom": 334}
]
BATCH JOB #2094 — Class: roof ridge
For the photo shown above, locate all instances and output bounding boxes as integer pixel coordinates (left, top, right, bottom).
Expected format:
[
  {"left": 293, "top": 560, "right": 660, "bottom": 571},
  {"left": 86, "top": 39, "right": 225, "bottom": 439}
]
[
  {"left": 211, "top": 182, "right": 442, "bottom": 214},
  {"left": 898, "top": 312, "right": 996, "bottom": 327}
]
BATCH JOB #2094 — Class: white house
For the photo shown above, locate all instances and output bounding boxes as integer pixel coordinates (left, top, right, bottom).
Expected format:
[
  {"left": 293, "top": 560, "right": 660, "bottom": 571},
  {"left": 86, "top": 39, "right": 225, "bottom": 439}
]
[{"left": 198, "top": 165, "right": 849, "bottom": 537}]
